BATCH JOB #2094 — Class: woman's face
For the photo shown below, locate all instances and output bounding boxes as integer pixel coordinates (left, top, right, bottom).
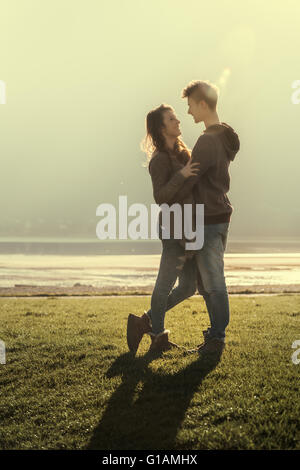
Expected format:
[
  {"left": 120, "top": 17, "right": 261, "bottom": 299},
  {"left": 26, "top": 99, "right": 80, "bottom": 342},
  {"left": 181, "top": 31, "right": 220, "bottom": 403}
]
[{"left": 161, "top": 110, "right": 181, "bottom": 138}]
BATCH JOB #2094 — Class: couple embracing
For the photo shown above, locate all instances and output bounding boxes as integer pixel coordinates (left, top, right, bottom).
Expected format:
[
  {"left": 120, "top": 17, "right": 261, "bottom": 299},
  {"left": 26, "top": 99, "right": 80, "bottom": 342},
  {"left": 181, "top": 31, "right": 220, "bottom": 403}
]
[{"left": 127, "top": 80, "right": 240, "bottom": 358}]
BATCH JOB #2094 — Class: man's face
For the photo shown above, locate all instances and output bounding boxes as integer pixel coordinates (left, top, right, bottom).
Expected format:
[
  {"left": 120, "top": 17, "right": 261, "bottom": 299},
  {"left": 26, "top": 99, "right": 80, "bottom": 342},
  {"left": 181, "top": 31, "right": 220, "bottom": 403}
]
[
  {"left": 187, "top": 96, "right": 205, "bottom": 123},
  {"left": 162, "top": 110, "right": 181, "bottom": 138}
]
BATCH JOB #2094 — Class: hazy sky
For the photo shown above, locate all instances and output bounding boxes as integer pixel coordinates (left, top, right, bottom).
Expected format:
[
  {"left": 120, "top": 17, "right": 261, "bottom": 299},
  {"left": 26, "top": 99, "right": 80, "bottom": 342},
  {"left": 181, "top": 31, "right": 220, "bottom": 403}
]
[{"left": 1, "top": 0, "right": 300, "bottom": 240}]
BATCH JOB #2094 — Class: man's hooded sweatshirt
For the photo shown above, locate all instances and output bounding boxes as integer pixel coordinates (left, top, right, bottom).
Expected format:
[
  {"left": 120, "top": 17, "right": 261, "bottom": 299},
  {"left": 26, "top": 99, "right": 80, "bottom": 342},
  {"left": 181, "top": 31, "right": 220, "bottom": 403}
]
[
  {"left": 173, "top": 122, "right": 239, "bottom": 224},
  {"left": 149, "top": 123, "right": 240, "bottom": 225},
  {"left": 148, "top": 122, "right": 240, "bottom": 241}
]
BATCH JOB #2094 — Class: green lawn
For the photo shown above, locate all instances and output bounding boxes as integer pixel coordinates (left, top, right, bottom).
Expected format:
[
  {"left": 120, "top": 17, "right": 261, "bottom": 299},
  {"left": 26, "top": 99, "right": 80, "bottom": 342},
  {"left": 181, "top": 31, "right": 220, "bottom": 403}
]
[{"left": 0, "top": 294, "right": 299, "bottom": 450}]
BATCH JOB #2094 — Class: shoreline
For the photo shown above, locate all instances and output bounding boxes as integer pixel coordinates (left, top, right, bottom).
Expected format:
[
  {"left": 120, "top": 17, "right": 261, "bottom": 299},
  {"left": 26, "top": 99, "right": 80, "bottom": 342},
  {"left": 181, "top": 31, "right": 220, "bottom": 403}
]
[{"left": 1, "top": 284, "right": 300, "bottom": 297}]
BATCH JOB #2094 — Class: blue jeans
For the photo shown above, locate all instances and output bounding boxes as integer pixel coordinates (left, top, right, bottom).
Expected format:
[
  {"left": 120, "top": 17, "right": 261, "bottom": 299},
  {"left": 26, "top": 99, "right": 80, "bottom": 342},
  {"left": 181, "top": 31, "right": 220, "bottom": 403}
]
[
  {"left": 195, "top": 223, "right": 230, "bottom": 340},
  {"left": 147, "top": 239, "right": 198, "bottom": 335},
  {"left": 147, "top": 222, "right": 230, "bottom": 340}
]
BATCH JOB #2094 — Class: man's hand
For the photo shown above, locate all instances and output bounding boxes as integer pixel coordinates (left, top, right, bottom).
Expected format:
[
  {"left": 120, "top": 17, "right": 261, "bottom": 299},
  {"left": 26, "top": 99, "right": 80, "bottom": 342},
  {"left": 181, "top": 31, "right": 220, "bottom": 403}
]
[{"left": 180, "top": 160, "right": 200, "bottom": 178}]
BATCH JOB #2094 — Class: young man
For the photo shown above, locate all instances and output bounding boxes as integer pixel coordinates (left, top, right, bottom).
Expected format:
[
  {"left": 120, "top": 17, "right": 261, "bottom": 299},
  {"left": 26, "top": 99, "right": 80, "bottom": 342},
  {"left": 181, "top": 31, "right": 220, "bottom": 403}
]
[{"left": 174, "top": 80, "right": 240, "bottom": 355}]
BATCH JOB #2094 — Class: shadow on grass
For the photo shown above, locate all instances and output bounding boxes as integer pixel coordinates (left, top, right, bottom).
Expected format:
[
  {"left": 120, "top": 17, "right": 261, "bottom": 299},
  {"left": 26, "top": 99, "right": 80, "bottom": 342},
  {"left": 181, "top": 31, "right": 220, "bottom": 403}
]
[{"left": 86, "top": 349, "right": 221, "bottom": 450}]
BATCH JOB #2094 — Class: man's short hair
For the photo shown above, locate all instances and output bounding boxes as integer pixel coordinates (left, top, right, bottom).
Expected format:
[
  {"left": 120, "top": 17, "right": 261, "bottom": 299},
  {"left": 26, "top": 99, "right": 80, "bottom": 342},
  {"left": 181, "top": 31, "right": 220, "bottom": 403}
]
[{"left": 182, "top": 80, "right": 219, "bottom": 110}]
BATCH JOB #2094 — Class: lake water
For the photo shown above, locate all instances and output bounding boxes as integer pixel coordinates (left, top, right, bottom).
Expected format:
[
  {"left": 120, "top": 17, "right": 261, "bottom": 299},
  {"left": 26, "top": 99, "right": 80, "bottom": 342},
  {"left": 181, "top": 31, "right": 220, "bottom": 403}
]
[{"left": 0, "top": 239, "right": 299, "bottom": 288}]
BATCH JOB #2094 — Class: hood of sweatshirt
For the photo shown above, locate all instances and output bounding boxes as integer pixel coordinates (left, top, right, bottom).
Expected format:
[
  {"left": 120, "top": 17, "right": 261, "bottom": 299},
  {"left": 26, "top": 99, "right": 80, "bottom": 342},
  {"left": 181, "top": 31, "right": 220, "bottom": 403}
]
[{"left": 204, "top": 122, "right": 240, "bottom": 161}]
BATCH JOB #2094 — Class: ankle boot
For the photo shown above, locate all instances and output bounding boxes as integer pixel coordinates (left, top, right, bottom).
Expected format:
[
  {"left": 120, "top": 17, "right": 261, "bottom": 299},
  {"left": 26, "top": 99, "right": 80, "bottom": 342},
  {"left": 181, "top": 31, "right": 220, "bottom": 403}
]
[
  {"left": 148, "top": 330, "right": 183, "bottom": 353},
  {"left": 127, "top": 312, "right": 152, "bottom": 354},
  {"left": 185, "top": 329, "right": 210, "bottom": 354},
  {"left": 186, "top": 331, "right": 225, "bottom": 355}
]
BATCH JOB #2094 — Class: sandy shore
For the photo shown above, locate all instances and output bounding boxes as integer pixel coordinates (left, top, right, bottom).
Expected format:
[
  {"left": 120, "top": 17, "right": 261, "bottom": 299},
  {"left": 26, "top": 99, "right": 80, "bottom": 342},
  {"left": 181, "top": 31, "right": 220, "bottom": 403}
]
[{"left": 0, "top": 283, "right": 300, "bottom": 297}]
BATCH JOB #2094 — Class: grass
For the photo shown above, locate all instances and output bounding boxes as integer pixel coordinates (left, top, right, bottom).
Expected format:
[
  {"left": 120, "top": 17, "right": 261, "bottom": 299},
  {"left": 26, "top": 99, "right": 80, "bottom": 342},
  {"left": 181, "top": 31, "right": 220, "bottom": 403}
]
[{"left": 0, "top": 294, "right": 299, "bottom": 450}]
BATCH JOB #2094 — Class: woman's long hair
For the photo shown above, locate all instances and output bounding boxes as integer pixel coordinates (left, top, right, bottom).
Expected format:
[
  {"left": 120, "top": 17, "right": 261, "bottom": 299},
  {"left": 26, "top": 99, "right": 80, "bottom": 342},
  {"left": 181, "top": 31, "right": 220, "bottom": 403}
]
[{"left": 141, "top": 104, "right": 191, "bottom": 166}]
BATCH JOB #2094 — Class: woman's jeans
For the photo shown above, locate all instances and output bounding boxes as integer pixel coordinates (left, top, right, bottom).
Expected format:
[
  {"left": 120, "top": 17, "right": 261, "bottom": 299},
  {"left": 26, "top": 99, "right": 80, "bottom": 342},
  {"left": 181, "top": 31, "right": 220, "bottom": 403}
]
[
  {"left": 146, "top": 239, "right": 197, "bottom": 335},
  {"left": 147, "top": 223, "right": 230, "bottom": 340}
]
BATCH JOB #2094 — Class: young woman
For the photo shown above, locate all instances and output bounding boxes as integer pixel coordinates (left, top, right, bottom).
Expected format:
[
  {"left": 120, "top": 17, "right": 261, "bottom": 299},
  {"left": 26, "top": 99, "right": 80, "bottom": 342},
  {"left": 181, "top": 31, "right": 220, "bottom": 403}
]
[{"left": 126, "top": 104, "right": 200, "bottom": 354}]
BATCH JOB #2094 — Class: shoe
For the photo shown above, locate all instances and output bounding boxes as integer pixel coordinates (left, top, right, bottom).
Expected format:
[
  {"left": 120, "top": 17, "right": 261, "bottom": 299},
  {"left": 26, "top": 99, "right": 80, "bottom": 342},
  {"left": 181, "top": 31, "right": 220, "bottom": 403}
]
[
  {"left": 197, "top": 337, "right": 225, "bottom": 356},
  {"left": 127, "top": 312, "right": 152, "bottom": 354},
  {"left": 148, "top": 330, "right": 183, "bottom": 353},
  {"left": 185, "top": 329, "right": 211, "bottom": 354}
]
